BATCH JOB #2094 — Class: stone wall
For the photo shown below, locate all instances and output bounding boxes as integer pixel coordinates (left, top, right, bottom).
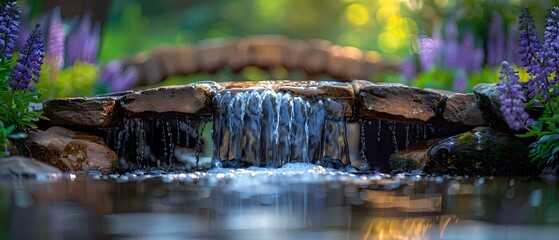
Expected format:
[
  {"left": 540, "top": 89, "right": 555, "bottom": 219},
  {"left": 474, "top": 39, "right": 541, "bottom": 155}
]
[{"left": 30, "top": 80, "right": 538, "bottom": 176}]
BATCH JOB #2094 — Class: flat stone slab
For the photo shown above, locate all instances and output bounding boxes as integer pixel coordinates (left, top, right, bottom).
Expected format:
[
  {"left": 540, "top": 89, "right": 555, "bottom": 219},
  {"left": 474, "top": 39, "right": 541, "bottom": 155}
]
[
  {"left": 120, "top": 84, "right": 213, "bottom": 117},
  {"left": 43, "top": 97, "right": 117, "bottom": 127},
  {"left": 359, "top": 85, "right": 442, "bottom": 123}
]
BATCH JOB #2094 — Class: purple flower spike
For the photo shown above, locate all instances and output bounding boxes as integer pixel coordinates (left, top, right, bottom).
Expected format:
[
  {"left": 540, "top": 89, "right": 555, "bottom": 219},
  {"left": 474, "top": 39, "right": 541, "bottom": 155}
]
[
  {"left": 497, "top": 61, "right": 534, "bottom": 131},
  {"left": 518, "top": 8, "right": 547, "bottom": 99},
  {"left": 419, "top": 36, "right": 442, "bottom": 71},
  {"left": 47, "top": 7, "right": 64, "bottom": 69},
  {"left": 453, "top": 69, "right": 467, "bottom": 92},
  {"left": 9, "top": 25, "right": 45, "bottom": 92},
  {"left": 399, "top": 58, "right": 417, "bottom": 82},
  {"left": 542, "top": 7, "right": 559, "bottom": 95},
  {"left": 100, "top": 60, "right": 138, "bottom": 92},
  {"left": 66, "top": 14, "right": 99, "bottom": 65},
  {"left": 460, "top": 32, "right": 484, "bottom": 73},
  {"left": 443, "top": 19, "right": 461, "bottom": 69},
  {"left": 488, "top": 12, "right": 505, "bottom": 66},
  {"left": 0, "top": 1, "right": 20, "bottom": 60}
]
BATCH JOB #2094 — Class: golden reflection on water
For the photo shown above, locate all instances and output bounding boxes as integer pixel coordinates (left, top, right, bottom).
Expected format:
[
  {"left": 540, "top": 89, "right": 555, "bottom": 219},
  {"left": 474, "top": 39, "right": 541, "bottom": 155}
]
[
  {"left": 361, "top": 189, "right": 442, "bottom": 212},
  {"left": 361, "top": 215, "right": 459, "bottom": 240}
]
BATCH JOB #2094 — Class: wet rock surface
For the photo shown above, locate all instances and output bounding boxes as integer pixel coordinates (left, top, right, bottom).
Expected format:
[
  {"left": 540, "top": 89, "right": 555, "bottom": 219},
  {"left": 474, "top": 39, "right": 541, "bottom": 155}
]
[
  {"left": 0, "top": 155, "right": 61, "bottom": 177},
  {"left": 443, "top": 93, "right": 486, "bottom": 127},
  {"left": 36, "top": 80, "right": 538, "bottom": 174},
  {"left": 473, "top": 83, "right": 507, "bottom": 129},
  {"left": 120, "top": 84, "right": 212, "bottom": 117},
  {"left": 389, "top": 127, "right": 536, "bottom": 176},
  {"left": 425, "top": 127, "right": 535, "bottom": 176},
  {"left": 43, "top": 97, "right": 117, "bottom": 127},
  {"left": 541, "top": 163, "right": 559, "bottom": 179},
  {"left": 388, "top": 138, "right": 443, "bottom": 172},
  {"left": 27, "top": 127, "right": 117, "bottom": 173},
  {"left": 359, "top": 85, "right": 442, "bottom": 123}
]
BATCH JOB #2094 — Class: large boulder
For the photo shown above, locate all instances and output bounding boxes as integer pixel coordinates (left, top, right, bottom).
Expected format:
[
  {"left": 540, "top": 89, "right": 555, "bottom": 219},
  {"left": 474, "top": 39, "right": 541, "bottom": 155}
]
[
  {"left": 358, "top": 85, "right": 443, "bottom": 123},
  {"left": 389, "top": 127, "right": 537, "bottom": 175},
  {"left": 27, "top": 127, "right": 117, "bottom": 173},
  {"left": 425, "top": 127, "right": 535, "bottom": 175}
]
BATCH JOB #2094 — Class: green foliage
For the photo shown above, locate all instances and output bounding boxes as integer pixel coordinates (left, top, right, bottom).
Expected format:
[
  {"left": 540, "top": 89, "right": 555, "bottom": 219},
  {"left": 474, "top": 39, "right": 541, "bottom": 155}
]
[
  {"left": 0, "top": 58, "right": 46, "bottom": 156},
  {"left": 517, "top": 93, "right": 559, "bottom": 166},
  {"left": 0, "top": 122, "right": 15, "bottom": 157},
  {"left": 0, "top": 121, "right": 27, "bottom": 157},
  {"left": 36, "top": 61, "right": 99, "bottom": 100},
  {"left": 383, "top": 67, "right": 500, "bottom": 92},
  {"left": 410, "top": 68, "right": 456, "bottom": 90},
  {"left": 0, "top": 58, "right": 46, "bottom": 127}
]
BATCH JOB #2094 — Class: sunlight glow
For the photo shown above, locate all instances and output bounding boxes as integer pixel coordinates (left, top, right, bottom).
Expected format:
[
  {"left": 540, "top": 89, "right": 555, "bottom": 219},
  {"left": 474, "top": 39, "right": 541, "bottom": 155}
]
[{"left": 345, "top": 3, "right": 370, "bottom": 26}]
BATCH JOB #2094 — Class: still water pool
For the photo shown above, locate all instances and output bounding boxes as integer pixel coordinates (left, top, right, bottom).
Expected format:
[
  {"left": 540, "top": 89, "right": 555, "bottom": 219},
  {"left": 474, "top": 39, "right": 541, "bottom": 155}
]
[{"left": 1, "top": 163, "right": 558, "bottom": 239}]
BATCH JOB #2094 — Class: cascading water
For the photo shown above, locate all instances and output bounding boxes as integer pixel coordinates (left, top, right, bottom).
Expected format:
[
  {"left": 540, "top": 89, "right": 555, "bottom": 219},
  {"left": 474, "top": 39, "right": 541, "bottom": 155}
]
[
  {"left": 213, "top": 89, "right": 349, "bottom": 168},
  {"left": 102, "top": 84, "right": 442, "bottom": 171}
]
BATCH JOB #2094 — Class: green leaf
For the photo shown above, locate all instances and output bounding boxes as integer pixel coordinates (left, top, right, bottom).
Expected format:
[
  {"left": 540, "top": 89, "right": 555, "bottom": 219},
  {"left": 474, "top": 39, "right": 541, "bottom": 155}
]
[
  {"left": 517, "top": 131, "right": 540, "bottom": 138},
  {"left": 539, "top": 134, "right": 559, "bottom": 143},
  {"left": 552, "top": 145, "right": 559, "bottom": 155}
]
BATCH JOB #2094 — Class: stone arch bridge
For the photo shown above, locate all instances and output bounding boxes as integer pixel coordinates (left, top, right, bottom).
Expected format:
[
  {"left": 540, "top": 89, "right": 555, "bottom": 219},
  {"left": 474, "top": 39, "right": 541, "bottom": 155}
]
[{"left": 119, "top": 35, "right": 400, "bottom": 88}]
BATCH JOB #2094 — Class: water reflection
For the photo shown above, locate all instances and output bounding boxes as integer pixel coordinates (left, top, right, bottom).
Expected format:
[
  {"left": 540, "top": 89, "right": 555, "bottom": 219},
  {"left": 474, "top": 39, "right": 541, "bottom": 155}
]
[
  {"left": 361, "top": 215, "right": 459, "bottom": 239},
  {"left": 1, "top": 164, "right": 559, "bottom": 239}
]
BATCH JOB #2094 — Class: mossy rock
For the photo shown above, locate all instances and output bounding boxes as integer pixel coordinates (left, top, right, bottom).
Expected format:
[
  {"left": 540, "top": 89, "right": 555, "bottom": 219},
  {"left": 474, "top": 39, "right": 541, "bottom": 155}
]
[
  {"left": 425, "top": 127, "right": 536, "bottom": 176},
  {"left": 389, "top": 138, "right": 442, "bottom": 172}
]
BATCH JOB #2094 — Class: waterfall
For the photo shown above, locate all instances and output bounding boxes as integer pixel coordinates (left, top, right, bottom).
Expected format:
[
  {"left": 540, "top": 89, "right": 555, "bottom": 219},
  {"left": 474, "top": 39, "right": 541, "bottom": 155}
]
[{"left": 213, "top": 90, "right": 349, "bottom": 167}]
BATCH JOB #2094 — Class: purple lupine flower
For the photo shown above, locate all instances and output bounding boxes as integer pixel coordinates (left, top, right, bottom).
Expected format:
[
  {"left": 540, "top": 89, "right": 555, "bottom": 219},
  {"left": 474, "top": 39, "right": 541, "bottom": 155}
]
[
  {"left": 111, "top": 67, "right": 137, "bottom": 92},
  {"left": 506, "top": 24, "right": 523, "bottom": 67},
  {"left": 518, "top": 8, "right": 547, "bottom": 99},
  {"left": 100, "top": 60, "right": 138, "bottom": 92},
  {"left": 542, "top": 7, "right": 559, "bottom": 95},
  {"left": 399, "top": 58, "right": 417, "bottom": 82},
  {"left": 9, "top": 25, "right": 44, "bottom": 92},
  {"left": 497, "top": 61, "right": 534, "bottom": 131},
  {"left": 418, "top": 35, "right": 442, "bottom": 71},
  {"left": 487, "top": 12, "right": 505, "bottom": 66},
  {"left": 81, "top": 22, "right": 100, "bottom": 63},
  {"left": 46, "top": 7, "right": 64, "bottom": 69},
  {"left": 460, "top": 32, "right": 484, "bottom": 73},
  {"left": 453, "top": 69, "right": 467, "bottom": 92},
  {"left": 442, "top": 19, "right": 461, "bottom": 69},
  {"left": 0, "top": 1, "right": 20, "bottom": 60},
  {"left": 66, "top": 14, "right": 99, "bottom": 65}
]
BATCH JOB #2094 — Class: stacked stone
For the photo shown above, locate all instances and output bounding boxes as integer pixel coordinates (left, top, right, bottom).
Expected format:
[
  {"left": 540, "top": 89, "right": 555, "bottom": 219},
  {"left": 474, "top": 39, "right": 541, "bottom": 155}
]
[
  {"left": 27, "top": 80, "right": 538, "bottom": 176},
  {"left": 120, "top": 35, "right": 400, "bottom": 88}
]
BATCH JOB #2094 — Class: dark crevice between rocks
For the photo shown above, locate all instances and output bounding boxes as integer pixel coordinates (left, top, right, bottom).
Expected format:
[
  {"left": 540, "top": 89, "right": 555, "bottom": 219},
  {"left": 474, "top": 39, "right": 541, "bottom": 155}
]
[
  {"left": 361, "top": 119, "right": 438, "bottom": 172},
  {"left": 99, "top": 116, "right": 211, "bottom": 172}
]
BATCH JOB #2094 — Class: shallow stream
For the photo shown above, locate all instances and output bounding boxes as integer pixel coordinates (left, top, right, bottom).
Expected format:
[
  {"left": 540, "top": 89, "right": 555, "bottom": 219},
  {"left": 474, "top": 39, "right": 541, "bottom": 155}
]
[{"left": 2, "top": 163, "right": 558, "bottom": 239}]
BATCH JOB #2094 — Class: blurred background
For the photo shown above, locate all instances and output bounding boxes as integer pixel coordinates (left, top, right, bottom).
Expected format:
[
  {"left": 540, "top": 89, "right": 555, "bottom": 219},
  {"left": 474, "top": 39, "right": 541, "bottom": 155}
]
[{"left": 18, "top": 0, "right": 556, "bottom": 99}]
